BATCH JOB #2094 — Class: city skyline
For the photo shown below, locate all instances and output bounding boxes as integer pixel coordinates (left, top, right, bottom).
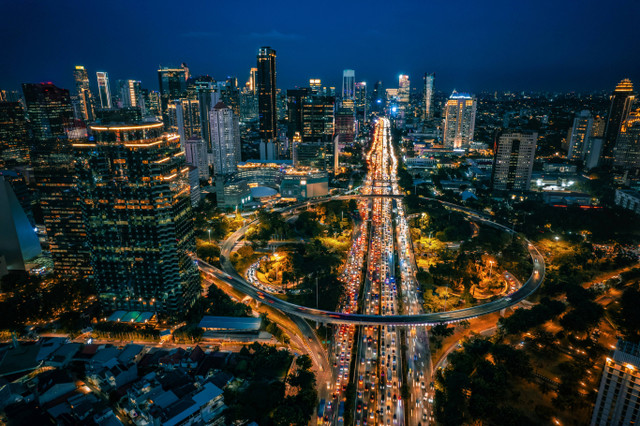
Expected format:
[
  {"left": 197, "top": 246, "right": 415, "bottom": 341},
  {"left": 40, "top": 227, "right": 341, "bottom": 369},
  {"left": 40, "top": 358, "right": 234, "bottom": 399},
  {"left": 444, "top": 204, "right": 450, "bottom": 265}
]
[{"left": 1, "top": 1, "right": 639, "bottom": 94}]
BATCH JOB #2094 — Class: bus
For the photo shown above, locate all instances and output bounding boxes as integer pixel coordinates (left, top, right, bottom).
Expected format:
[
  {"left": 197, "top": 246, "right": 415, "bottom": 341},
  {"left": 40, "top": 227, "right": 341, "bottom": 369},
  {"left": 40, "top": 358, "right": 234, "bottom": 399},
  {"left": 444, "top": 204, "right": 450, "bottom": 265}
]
[
  {"left": 317, "top": 399, "right": 325, "bottom": 424},
  {"left": 338, "top": 401, "right": 345, "bottom": 425}
]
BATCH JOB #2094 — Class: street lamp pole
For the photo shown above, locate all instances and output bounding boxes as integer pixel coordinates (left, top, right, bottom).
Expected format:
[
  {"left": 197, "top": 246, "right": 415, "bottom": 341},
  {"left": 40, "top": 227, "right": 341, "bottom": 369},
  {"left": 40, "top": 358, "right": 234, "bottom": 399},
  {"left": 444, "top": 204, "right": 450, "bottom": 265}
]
[{"left": 208, "top": 229, "right": 211, "bottom": 244}]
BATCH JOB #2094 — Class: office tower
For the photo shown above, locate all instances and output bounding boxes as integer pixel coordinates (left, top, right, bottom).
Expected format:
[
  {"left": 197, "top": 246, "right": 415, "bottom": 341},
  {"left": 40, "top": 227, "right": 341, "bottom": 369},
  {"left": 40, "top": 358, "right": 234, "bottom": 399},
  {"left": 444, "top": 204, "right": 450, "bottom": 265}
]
[
  {"left": 248, "top": 67, "right": 258, "bottom": 94},
  {"left": 286, "top": 88, "right": 309, "bottom": 139},
  {"left": 22, "top": 83, "right": 91, "bottom": 277},
  {"left": 613, "top": 110, "right": 640, "bottom": 169},
  {"left": 0, "top": 175, "right": 41, "bottom": 271},
  {"left": 309, "top": 79, "right": 322, "bottom": 95},
  {"left": 603, "top": 79, "right": 635, "bottom": 159},
  {"left": 76, "top": 121, "right": 199, "bottom": 314},
  {"left": 96, "top": 72, "right": 112, "bottom": 109},
  {"left": 158, "top": 65, "right": 188, "bottom": 124},
  {"left": 210, "top": 102, "right": 241, "bottom": 175},
  {"left": 118, "top": 80, "right": 142, "bottom": 109},
  {"left": 491, "top": 131, "right": 537, "bottom": 191},
  {"left": 0, "top": 101, "right": 30, "bottom": 166},
  {"left": 591, "top": 340, "right": 640, "bottom": 425},
  {"left": 355, "top": 82, "right": 367, "bottom": 124},
  {"left": 423, "top": 72, "right": 435, "bottom": 119},
  {"left": 372, "top": 80, "right": 384, "bottom": 113},
  {"left": 398, "top": 75, "right": 410, "bottom": 105},
  {"left": 0, "top": 90, "right": 21, "bottom": 103},
  {"left": 257, "top": 47, "right": 278, "bottom": 147},
  {"left": 335, "top": 104, "right": 356, "bottom": 144},
  {"left": 443, "top": 91, "right": 477, "bottom": 149},
  {"left": 566, "top": 110, "right": 594, "bottom": 161},
  {"left": 342, "top": 70, "right": 355, "bottom": 99},
  {"left": 195, "top": 81, "right": 217, "bottom": 151},
  {"left": 73, "top": 65, "right": 94, "bottom": 121},
  {"left": 184, "top": 137, "right": 210, "bottom": 180},
  {"left": 217, "top": 78, "right": 240, "bottom": 116},
  {"left": 142, "top": 89, "right": 161, "bottom": 119},
  {"left": 302, "top": 95, "right": 335, "bottom": 142},
  {"left": 167, "top": 98, "right": 200, "bottom": 144}
]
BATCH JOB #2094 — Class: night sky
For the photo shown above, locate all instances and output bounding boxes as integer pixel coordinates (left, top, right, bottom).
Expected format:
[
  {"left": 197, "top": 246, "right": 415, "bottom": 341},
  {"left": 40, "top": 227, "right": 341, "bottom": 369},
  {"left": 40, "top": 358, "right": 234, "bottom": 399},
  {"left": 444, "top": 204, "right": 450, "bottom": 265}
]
[{"left": 2, "top": 0, "right": 639, "bottom": 95}]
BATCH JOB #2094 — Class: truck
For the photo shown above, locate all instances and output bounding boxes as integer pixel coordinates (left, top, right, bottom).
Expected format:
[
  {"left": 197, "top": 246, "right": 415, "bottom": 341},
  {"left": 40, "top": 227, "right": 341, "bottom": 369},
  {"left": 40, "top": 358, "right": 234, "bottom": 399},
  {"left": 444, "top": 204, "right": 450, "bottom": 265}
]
[
  {"left": 317, "top": 399, "right": 325, "bottom": 424},
  {"left": 338, "top": 401, "right": 345, "bottom": 425}
]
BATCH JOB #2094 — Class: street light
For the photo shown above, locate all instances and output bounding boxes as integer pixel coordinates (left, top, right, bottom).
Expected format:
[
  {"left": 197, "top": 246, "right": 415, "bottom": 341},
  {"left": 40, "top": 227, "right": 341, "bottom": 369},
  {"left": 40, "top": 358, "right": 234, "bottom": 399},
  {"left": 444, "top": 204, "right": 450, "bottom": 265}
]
[
  {"left": 554, "top": 235, "right": 560, "bottom": 241},
  {"left": 208, "top": 229, "right": 211, "bottom": 244}
]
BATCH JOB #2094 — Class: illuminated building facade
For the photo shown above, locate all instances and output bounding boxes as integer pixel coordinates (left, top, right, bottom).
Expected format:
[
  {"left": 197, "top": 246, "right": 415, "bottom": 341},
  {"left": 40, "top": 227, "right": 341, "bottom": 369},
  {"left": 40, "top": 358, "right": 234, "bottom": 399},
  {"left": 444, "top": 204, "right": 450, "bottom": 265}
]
[
  {"left": 355, "top": 82, "right": 367, "bottom": 124},
  {"left": 118, "top": 79, "right": 142, "bottom": 109},
  {"left": 96, "top": 71, "right": 112, "bottom": 109},
  {"left": 73, "top": 65, "right": 94, "bottom": 121},
  {"left": 342, "top": 69, "right": 355, "bottom": 99},
  {"left": 184, "top": 137, "right": 209, "bottom": 180},
  {"left": 423, "top": 72, "right": 435, "bottom": 119},
  {"left": 302, "top": 95, "right": 335, "bottom": 142},
  {"left": 591, "top": 340, "right": 640, "bottom": 425},
  {"left": 603, "top": 79, "right": 635, "bottom": 160},
  {"left": 76, "top": 121, "right": 199, "bottom": 315},
  {"left": 491, "top": 131, "right": 537, "bottom": 191},
  {"left": 22, "top": 82, "right": 92, "bottom": 278},
  {"left": 443, "top": 91, "right": 477, "bottom": 149},
  {"left": 158, "top": 65, "right": 188, "bottom": 124},
  {"left": 566, "top": 110, "right": 593, "bottom": 161},
  {"left": 613, "top": 110, "right": 640, "bottom": 169},
  {"left": 286, "top": 88, "right": 309, "bottom": 139},
  {"left": 257, "top": 47, "right": 278, "bottom": 147},
  {"left": 210, "top": 102, "right": 241, "bottom": 175},
  {"left": 0, "top": 101, "right": 30, "bottom": 166}
]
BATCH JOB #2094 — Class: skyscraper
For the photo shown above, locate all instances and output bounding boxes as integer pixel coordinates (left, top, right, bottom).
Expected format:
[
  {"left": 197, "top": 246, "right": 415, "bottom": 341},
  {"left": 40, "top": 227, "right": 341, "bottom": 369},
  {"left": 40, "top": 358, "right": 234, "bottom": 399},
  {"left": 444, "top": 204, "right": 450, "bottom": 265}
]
[
  {"left": 566, "top": 110, "right": 593, "bottom": 162},
  {"left": 257, "top": 47, "right": 278, "bottom": 148},
  {"left": 355, "top": 82, "right": 367, "bottom": 124},
  {"left": 184, "top": 137, "right": 210, "bottom": 180},
  {"left": 96, "top": 71, "right": 112, "bottom": 109},
  {"left": 158, "top": 65, "right": 188, "bottom": 124},
  {"left": 591, "top": 340, "right": 640, "bottom": 426},
  {"left": 248, "top": 67, "right": 258, "bottom": 94},
  {"left": 118, "top": 79, "right": 142, "bottom": 109},
  {"left": 423, "top": 72, "right": 435, "bottom": 119},
  {"left": 73, "top": 65, "right": 94, "bottom": 121},
  {"left": 76, "top": 121, "right": 200, "bottom": 314},
  {"left": 23, "top": 82, "right": 91, "bottom": 278},
  {"left": 491, "top": 131, "right": 537, "bottom": 192},
  {"left": 613, "top": 110, "right": 640, "bottom": 170},
  {"left": 0, "top": 101, "right": 30, "bottom": 166},
  {"left": 302, "top": 95, "right": 335, "bottom": 142},
  {"left": 342, "top": 70, "right": 355, "bottom": 99},
  {"left": 603, "top": 79, "right": 635, "bottom": 159},
  {"left": 210, "top": 102, "right": 241, "bottom": 175},
  {"left": 286, "top": 88, "right": 309, "bottom": 139},
  {"left": 195, "top": 81, "right": 217, "bottom": 151},
  {"left": 443, "top": 91, "right": 477, "bottom": 149}
]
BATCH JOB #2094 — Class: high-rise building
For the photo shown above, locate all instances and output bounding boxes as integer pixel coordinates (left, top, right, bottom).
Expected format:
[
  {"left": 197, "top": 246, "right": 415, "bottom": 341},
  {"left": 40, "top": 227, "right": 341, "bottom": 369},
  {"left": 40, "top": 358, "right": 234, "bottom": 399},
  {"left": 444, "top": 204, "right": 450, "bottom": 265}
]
[
  {"left": 309, "top": 79, "right": 322, "bottom": 94},
  {"left": 248, "top": 67, "right": 258, "bottom": 94},
  {"left": 335, "top": 104, "right": 356, "bottom": 144},
  {"left": 566, "top": 110, "right": 594, "bottom": 161},
  {"left": 195, "top": 81, "right": 217, "bottom": 151},
  {"left": 398, "top": 75, "right": 410, "bottom": 105},
  {"left": 22, "top": 82, "right": 92, "bottom": 278},
  {"left": 0, "top": 101, "right": 30, "bottom": 166},
  {"left": 96, "top": 71, "right": 112, "bottom": 109},
  {"left": 302, "top": 95, "right": 335, "bottom": 142},
  {"left": 76, "top": 121, "right": 199, "bottom": 314},
  {"left": 167, "top": 98, "right": 200, "bottom": 145},
  {"left": 286, "top": 88, "right": 309, "bottom": 139},
  {"left": 210, "top": 102, "right": 241, "bottom": 175},
  {"left": 118, "top": 79, "right": 142, "bottom": 109},
  {"left": 423, "top": 72, "right": 435, "bottom": 119},
  {"left": 591, "top": 340, "right": 640, "bottom": 426},
  {"left": 372, "top": 80, "right": 384, "bottom": 113},
  {"left": 613, "top": 110, "right": 640, "bottom": 170},
  {"left": 491, "top": 131, "right": 537, "bottom": 192},
  {"left": 443, "top": 91, "right": 477, "bottom": 149},
  {"left": 342, "top": 70, "right": 355, "bottom": 99},
  {"left": 257, "top": 47, "right": 278, "bottom": 146},
  {"left": 184, "top": 137, "right": 209, "bottom": 180},
  {"left": 355, "top": 82, "right": 367, "bottom": 124},
  {"left": 158, "top": 65, "right": 188, "bottom": 124},
  {"left": 73, "top": 65, "right": 94, "bottom": 121},
  {"left": 603, "top": 79, "right": 635, "bottom": 159}
]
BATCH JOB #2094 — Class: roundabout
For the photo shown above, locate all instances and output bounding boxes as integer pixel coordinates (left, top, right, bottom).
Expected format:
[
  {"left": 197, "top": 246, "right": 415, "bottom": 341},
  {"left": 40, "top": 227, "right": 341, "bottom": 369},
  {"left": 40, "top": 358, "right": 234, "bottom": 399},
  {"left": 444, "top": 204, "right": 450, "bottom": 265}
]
[{"left": 197, "top": 195, "right": 545, "bottom": 326}]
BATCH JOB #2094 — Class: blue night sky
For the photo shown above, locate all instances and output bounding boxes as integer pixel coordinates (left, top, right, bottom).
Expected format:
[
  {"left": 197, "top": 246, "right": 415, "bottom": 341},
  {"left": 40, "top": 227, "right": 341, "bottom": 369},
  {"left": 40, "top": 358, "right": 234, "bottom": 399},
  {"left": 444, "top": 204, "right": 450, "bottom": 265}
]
[{"left": 1, "top": 0, "right": 639, "bottom": 95}]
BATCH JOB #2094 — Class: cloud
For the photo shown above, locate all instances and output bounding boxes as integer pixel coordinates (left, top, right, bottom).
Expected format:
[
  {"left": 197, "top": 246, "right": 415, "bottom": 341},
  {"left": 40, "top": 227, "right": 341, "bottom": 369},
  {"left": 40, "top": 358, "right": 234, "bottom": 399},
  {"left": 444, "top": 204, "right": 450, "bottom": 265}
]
[{"left": 245, "top": 30, "right": 304, "bottom": 41}]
